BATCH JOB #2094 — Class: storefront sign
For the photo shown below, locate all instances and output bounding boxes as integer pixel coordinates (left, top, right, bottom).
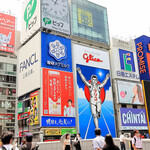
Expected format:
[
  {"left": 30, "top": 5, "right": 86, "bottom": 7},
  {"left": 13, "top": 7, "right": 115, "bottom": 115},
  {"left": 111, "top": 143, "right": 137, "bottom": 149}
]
[
  {"left": 41, "top": 116, "right": 76, "bottom": 127},
  {"left": 0, "top": 13, "right": 15, "bottom": 53},
  {"left": 117, "top": 80, "right": 144, "bottom": 105},
  {"left": 120, "top": 108, "right": 148, "bottom": 130},
  {"left": 45, "top": 128, "right": 61, "bottom": 136},
  {"left": 0, "top": 114, "right": 13, "bottom": 120},
  {"left": 18, "top": 102, "right": 23, "bottom": 114},
  {"left": 43, "top": 68, "right": 75, "bottom": 117},
  {"left": 135, "top": 35, "right": 150, "bottom": 81},
  {"left": 18, "top": 112, "right": 30, "bottom": 120},
  {"left": 41, "top": 0, "right": 70, "bottom": 34},
  {"left": 41, "top": 33, "right": 72, "bottom": 72},
  {"left": 61, "top": 128, "right": 77, "bottom": 135}
]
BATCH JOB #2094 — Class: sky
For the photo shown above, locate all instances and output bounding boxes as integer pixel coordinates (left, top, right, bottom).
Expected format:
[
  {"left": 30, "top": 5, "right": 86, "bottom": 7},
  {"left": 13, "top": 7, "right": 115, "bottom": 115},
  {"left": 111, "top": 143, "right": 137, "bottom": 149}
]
[{"left": 0, "top": 0, "right": 150, "bottom": 40}]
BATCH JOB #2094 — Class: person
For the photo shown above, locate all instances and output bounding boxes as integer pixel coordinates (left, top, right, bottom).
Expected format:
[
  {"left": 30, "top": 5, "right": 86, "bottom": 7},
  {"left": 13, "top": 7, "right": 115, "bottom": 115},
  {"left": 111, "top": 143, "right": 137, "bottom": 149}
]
[
  {"left": 21, "top": 133, "right": 38, "bottom": 150},
  {"left": 64, "top": 99, "right": 75, "bottom": 117},
  {"left": 132, "top": 130, "right": 143, "bottom": 150},
  {"left": 74, "top": 133, "right": 82, "bottom": 150},
  {"left": 120, "top": 132, "right": 126, "bottom": 150},
  {"left": 132, "top": 85, "right": 144, "bottom": 104},
  {"left": 93, "top": 128, "right": 104, "bottom": 150},
  {"left": 63, "top": 133, "right": 71, "bottom": 150},
  {"left": 102, "top": 134, "right": 120, "bottom": 150},
  {"left": 77, "top": 67, "right": 109, "bottom": 128},
  {"left": 0, "top": 131, "right": 19, "bottom": 150}
]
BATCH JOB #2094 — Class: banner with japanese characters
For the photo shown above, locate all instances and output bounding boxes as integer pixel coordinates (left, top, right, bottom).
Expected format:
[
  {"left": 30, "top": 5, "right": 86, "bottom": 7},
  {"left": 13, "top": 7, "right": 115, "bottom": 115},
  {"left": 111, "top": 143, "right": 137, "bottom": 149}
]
[
  {"left": 43, "top": 68, "right": 75, "bottom": 117},
  {"left": 41, "top": 32, "right": 72, "bottom": 72},
  {"left": 29, "top": 91, "right": 38, "bottom": 125}
]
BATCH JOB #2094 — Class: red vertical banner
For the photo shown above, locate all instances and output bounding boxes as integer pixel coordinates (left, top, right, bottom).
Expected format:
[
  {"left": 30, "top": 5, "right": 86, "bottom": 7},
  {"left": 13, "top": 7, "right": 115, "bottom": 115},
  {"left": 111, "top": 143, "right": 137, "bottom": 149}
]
[
  {"left": 43, "top": 68, "right": 75, "bottom": 117},
  {"left": 0, "top": 13, "right": 15, "bottom": 53}
]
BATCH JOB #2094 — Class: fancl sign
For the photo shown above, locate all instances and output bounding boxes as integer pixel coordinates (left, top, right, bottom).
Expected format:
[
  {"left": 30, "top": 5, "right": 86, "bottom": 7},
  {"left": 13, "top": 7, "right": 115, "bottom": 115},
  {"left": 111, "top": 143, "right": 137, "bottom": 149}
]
[{"left": 120, "top": 108, "right": 148, "bottom": 130}]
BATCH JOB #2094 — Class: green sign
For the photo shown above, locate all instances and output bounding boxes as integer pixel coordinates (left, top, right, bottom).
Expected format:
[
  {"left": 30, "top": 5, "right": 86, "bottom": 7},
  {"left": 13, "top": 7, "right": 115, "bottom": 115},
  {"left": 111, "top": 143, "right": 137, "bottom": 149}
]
[
  {"left": 43, "top": 17, "right": 51, "bottom": 26},
  {"left": 18, "top": 102, "right": 23, "bottom": 113},
  {"left": 61, "top": 128, "right": 77, "bottom": 135},
  {"left": 24, "top": 0, "right": 37, "bottom": 29},
  {"left": 24, "top": 107, "right": 30, "bottom": 113}
]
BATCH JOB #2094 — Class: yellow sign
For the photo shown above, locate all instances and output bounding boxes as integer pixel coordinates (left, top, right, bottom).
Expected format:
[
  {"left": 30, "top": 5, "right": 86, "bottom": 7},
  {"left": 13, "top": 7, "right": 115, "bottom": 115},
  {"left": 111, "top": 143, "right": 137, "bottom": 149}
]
[
  {"left": 78, "top": 8, "right": 93, "bottom": 27},
  {"left": 45, "top": 129, "right": 61, "bottom": 136}
]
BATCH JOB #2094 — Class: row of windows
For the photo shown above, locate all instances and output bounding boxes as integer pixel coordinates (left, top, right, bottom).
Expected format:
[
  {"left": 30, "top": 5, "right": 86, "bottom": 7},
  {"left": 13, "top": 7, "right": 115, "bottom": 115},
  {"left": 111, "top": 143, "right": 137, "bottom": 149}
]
[
  {"left": 0, "top": 88, "right": 16, "bottom": 96},
  {"left": 0, "top": 63, "right": 16, "bottom": 72},
  {"left": 0, "top": 101, "right": 16, "bottom": 109},
  {"left": 0, "top": 75, "right": 16, "bottom": 83}
]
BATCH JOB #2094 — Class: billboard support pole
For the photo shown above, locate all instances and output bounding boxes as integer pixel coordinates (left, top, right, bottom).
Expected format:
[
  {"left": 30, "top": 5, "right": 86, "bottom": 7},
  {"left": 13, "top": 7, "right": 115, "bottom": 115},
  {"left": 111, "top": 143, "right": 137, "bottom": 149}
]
[{"left": 142, "top": 80, "right": 150, "bottom": 138}]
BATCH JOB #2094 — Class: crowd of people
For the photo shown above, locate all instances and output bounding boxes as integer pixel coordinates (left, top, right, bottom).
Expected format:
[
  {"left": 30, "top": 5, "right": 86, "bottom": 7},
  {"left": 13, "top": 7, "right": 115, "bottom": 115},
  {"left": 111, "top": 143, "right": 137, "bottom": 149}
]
[{"left": 0, "top": 129, "right": 145, "bottom": 150}]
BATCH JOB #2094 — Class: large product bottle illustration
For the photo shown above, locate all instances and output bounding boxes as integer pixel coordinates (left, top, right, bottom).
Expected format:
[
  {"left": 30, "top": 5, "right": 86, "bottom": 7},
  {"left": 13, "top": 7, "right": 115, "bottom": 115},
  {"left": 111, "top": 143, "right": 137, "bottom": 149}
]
[{"left": 48, "top": 70, "right": 61, "bottom": 115}]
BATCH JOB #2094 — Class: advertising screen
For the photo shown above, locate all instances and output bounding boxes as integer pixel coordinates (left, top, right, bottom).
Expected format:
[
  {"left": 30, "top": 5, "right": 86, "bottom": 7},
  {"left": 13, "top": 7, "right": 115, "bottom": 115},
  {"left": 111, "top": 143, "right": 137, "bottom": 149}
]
[
  {"left": 41, "top": 116, "right": 76, "bottom": 127},
  {"left": 18, "top": 32, "right": 41, "bottom": 97},
  {"left": 18, "top": 102, "right": 23, "bottom": 114},
  {"left": 135, "top": 35, "right": 150, "bottom": 81},
  {"left": 21, "top": 0, "right": 40, "bottom": 43},
  {"left": 41, "top": 32, "right": 72, "bottom": 72},
  {"left": 29, "top": 91, "right": 38, "bottom": 125},
  {"left": 117, "top": 80, "right": 144, "bottom": 105},
  {"left": 0, "top": 13, "right": 15, "bottom": 53},
  {"left": 72, "top": 43, "right": 116, "bottom": 139},
  {"left": 41, "top": 0, "right": 70, "bottom": 34},
  {"left": 120, "top": 108, "right": 148, "bottom": 130},
  {"left": 43, "top": 68, "right": 75, "bottom": 117},
  {"left": 71, "top": 0, "right": 109, "bottom": 45}
]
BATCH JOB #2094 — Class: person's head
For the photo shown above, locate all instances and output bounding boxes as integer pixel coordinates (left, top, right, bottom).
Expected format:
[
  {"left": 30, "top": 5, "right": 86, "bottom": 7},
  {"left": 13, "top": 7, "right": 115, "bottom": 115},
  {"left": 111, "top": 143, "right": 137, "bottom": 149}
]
[
  {"left": 68, "top": 99, "right": 72, "bottom": 107},
  {"left": 91, "top": 75, "right": 98, "bottom": 85},
  {"left": 121, "top": 132, "right": 124, "bottom": 135},
  {"left": 1, "top": 131, "right": 13, "bottom": 145},
  {"left": 66, "top": 133, "right": 70, "bottom": 139},
  {"left": 95, "top": 128, "right": 101, "bottom": 136},
  {"left": 77, "top": 133, "right": 80, "bottom": 138},
  {"left": 26, "top": 133, "right": 33, "bottom": 142},
  {"left": 133, "top": 130, "right": 140, "bottom": 137},
  {"left": 105, "top": 134, "right": 114, "bottom": 146}
]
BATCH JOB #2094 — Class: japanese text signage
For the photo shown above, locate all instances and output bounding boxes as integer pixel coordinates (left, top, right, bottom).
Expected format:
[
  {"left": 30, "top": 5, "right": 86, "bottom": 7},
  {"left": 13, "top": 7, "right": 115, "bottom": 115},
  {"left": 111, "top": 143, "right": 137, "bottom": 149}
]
[
  {"left": 21, "top": 0, "right": 40, "bottom": 43},
  {"left": 0, "top": 13, "right": 15, "bottom": 53},
  {"left": 135, "top": 35, "right": 150, "bottom": 81},
  {"left": 45, "top": 128, "right": 61, "bottom": 136},
  {"left": 120, "top": 108, "right": 148, "bottom": 130},
  {"left": 117, "top": 80, "right": 144, "bottom": 105},
  {"left": 41, "top": 0, "right": 70, "bottom": 35},
  {"left": 41, "top": 116, "right": 76, "bottom": 127},
  {"left": 41, "top": 32, "right": 72, "bottom": 72},
  {"left": 0, "top": 114, "right": 13, "bottom": 120},
  {"left": 18, "top": 32, "right": 41, "bottom": 97},
  {"left": 43, "top": 68, "right": 75, "bottom": 117},
  {"left": 18, "top": 112, "right": 30, "bottom": 120}
]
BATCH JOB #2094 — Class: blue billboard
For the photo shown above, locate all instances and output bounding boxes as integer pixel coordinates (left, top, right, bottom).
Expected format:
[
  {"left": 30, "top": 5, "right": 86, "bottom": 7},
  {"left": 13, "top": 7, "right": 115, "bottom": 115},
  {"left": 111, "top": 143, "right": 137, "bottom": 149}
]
[
  {"left": 41, "top": 116, "right": 76, "bottom": 127},
  {"left": 41, "top": 32, "right": 72, "bottom": 72},
  {"left": 135, "top": 35, "right": 150, "bottom": 81}
]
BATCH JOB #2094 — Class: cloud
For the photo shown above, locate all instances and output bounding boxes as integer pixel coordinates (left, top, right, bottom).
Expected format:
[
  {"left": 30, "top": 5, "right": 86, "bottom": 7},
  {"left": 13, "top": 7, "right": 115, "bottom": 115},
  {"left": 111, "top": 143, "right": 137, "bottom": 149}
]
[
  {"left": 105, "top": 87, "right": 113, "bottom": 101},
  {"left": 77, "top": 87, "right": 86, "bottom": 99}
]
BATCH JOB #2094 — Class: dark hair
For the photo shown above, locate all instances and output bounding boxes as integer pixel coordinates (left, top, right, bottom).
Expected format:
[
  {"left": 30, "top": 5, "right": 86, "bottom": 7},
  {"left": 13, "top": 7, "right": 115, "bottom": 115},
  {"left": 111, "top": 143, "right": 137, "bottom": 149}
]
[
  {"left": 105, "top": 134, "right": 114, "bottom": 146},
  {"left": 95, "top": 128, "right": 101, "bottom": 136},
  {"left": 91, "top": 75, "right": 98, "bottom": 80},
  {"left": 68, "top": 99, "right": 72, "bottom": 103},
  {"left": 66, "top": 133, "right": 70, "bottom": 139},
  {"left": 26, "top": 133, "right": 33, "bottom": 142},
  {"left": 133, "top": 130, "right": 137, "bottom": 136},
  {"left": 77, "top": 133, "right": 80, "bottom": 136},
  {"left": 1, "top": 131, "right": 13, "bottom": 144}
]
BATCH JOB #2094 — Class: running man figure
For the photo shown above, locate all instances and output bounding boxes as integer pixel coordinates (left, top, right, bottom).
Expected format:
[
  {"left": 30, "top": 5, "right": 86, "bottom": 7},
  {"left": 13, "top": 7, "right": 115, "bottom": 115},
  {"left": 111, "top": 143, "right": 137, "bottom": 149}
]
[{"left": 77, "top": 67, "right": 110, "bottom": 128}]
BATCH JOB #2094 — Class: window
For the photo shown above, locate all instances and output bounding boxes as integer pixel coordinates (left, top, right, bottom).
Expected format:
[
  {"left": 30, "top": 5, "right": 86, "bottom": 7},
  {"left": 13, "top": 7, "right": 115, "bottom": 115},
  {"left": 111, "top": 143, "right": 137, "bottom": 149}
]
[
  {"left": 6, "top": 64, "right": 13, "bottom": 72},
  {"left": 0, "top": 88, "right": 6, "bottom": 95},
  {"left": 13, "top": 65, "right": 16, "bottom": 72},
  {"left": 0, "top": 75, "right": 6, "bottom": 82}
]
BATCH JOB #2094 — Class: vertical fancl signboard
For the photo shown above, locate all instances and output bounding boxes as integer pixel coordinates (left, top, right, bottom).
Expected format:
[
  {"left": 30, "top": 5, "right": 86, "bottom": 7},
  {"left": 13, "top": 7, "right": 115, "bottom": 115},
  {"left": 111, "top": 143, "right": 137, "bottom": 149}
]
[
  {"left": 18, "top": 32, "right": 41, "bottom": 97},
  {"left": 111, "top": 38, "right": 140, "bottom": 81},
  {"left": 41, "top": 0, "right": 70, "bottom": 35},
  {"left": 72, "top": 43, "right": 116, "bottom": 139},
  {"left": 21, "top": 0, "right": 41, "bottom": 43},
  {"left": 43, "top": 68, "right": 75, "bottom": 117},
  {"left": 41, "top": 32, "right": 72, "bottom": 72},
  {"left": 120, "top": 108, "right": 148, "bottom": 130},
  {"left": 0, "top": 13, "right": 15, "bottom": 53},
  {"left": 117, "top": 80, "right": 144, "bottom": 105},
  {"left": 135, "top": 35, "right": 150, "bottom": 81}
]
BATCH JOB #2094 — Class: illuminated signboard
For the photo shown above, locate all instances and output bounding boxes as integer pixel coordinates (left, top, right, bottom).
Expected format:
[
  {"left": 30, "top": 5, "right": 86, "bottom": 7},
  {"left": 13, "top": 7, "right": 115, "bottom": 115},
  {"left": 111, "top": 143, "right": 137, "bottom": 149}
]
[
  {"left": 135, "top": 35, "right": 150, "bottom": 81},
  {"left": 71, "top": 0, "right": 109, "bottom": 45},
  {"left": 0, "top": 13, "right": 15, "bottom": 53}
]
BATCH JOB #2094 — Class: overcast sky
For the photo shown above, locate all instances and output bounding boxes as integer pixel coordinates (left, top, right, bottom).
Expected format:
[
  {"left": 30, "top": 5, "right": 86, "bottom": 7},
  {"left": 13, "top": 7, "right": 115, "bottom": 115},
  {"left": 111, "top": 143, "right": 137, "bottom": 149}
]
[{"left": 0, "top": 0, "right": 150, "bottom": 40}]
